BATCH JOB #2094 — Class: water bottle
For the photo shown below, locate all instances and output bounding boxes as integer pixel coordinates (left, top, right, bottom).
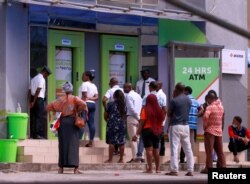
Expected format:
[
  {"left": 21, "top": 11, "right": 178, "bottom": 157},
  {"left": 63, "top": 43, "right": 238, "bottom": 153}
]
[{"left": 17, "top": 103, "right": 21, "bottom": 113}]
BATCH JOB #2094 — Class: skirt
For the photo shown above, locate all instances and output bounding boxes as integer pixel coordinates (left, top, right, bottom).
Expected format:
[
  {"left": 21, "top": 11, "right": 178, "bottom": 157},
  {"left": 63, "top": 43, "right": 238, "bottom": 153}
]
[{"left": 58, "top": 116, "right": 80, "bottom": 168}]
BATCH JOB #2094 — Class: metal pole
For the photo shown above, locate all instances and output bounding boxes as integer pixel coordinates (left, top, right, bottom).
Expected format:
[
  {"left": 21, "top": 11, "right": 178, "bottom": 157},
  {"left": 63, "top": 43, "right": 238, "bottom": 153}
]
[{"left": 164, "top": 0, "right": 250, "bottom": 39}]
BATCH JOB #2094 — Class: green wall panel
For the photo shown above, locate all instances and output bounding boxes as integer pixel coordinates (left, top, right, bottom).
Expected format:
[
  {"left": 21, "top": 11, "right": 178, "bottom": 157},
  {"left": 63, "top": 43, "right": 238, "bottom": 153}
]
[
  {"left": 47, "top": 30, "right": 84, "bottom": 139},
  {"left": 100, "top": 35, "right": 139, "bottom": 140},
  {"left": 159, "top": 19, "right": 206, "bottom": 46}
]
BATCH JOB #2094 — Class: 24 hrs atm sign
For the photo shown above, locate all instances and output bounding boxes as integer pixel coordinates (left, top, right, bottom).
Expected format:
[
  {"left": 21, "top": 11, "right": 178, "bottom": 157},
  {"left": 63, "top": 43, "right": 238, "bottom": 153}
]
[{"left": 175, "top": 58, "right": 219, "bottom": 100}]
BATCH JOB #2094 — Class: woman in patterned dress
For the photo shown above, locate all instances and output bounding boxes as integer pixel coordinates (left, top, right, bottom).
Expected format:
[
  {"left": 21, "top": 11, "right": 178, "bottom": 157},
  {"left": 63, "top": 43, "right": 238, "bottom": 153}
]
[{"left": 104, "top": 89, "right": 126, "bottom": 163}]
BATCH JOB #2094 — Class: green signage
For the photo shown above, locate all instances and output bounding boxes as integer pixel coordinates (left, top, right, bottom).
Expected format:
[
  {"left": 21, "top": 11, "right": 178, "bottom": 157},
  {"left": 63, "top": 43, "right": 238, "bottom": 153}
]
[{"left": 175, "top": 58, "right": 219, "bottom": 100}]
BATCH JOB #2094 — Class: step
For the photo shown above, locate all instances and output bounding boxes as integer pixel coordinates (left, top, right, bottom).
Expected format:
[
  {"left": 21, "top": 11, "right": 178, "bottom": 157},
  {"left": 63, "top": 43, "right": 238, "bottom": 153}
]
[{"left": 1, "top": 162, "right": 250, "bottom": 172}]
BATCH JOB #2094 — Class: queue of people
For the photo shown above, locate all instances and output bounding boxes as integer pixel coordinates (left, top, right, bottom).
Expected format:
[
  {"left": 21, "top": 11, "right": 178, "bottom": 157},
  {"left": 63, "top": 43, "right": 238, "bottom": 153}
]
[{"left": 29, "top": 66, "right": 249, "bottom": 175}]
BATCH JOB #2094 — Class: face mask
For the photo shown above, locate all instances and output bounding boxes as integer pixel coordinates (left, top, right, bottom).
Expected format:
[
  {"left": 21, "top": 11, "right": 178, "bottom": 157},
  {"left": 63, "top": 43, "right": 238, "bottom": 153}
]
[{"left": 232, "top": 124, "right": 237, "bottom": 128}]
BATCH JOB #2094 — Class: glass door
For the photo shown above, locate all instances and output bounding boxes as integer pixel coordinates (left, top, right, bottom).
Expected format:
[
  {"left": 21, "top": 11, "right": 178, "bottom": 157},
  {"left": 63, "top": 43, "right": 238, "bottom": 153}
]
[
  {"left": 109, "top": 52, "right": 126, "bottom": 87},
  {"left": 48, "top": 30, "right": 84, "bottom": 139},
  {"left": 55, "top": 47, "right": 73, "bottom": 98}
]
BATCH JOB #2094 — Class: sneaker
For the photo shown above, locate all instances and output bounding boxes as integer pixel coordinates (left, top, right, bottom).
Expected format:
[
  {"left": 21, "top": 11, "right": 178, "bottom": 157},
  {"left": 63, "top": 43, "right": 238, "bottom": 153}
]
[{"left": 134, "top": 158, "right": 143, "bottom": 163}]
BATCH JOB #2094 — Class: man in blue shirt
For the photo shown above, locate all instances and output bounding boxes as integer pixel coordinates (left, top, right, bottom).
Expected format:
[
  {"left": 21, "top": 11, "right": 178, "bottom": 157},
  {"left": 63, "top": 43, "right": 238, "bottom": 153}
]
[{"left": 180, "top": 86, "right": 202, "bottom": 163}]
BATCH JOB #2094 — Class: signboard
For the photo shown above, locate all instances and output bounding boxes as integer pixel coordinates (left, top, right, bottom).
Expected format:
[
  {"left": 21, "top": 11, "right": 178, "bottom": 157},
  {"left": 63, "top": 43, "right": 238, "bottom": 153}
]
[
  {"left": 109, "top": 53, "right": 126, "bottom": 87},
  {"left": 55, "top": 48, "right": 72, "bottom": 98},
  {"left": 115, "top": 44, "right": 125, "bottom": 51},
  {"left": 222, "top": 49, "right": 245, "bottom": 74},
  {"left": 61, "top": 39, "right": 72, "bottom": 46},
  {"left": 175, "top": 58, "right": 220, "bottom": 137}
]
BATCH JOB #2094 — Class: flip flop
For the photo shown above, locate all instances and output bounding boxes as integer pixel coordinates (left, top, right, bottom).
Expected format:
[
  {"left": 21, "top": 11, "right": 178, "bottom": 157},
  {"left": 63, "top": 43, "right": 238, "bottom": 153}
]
[
  {"left": 143, "top": 170, "right": 153, "bottom": 174},
  {"left": 165, "top": 172, "right": 178, "bottom": 176},
  {"left": 104, "top": 160, "right": 113, "bottom": 163}
]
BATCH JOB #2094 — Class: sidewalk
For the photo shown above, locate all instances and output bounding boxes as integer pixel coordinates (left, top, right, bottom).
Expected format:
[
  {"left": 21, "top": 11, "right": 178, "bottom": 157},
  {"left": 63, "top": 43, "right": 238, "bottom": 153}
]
[
  {"left": 0, "top": 170, "right": 208, "bottom": 184},
  {"left": 1, "top": 162, "right": 249, "bottom": 184}
]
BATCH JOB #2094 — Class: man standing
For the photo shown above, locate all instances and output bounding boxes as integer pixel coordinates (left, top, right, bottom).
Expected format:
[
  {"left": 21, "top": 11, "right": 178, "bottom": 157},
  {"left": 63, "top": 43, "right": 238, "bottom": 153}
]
[
  {"left": 201, "top": 92, "right": 226, "bottom": 174},
  {"left": 124, "top": 83, "right": 142, "bottom": 163},
  {"left": 135, "top": 69, "right": 155, "bottom": 162},
  {"left": 156, "top": 81, "right": 167, "bottom": 156},
  {"left": 180, "top": 86, "right": 202, "bottom": 163},
  {"left": 228, "top": 116, "right": 250, "bottom": 163},
  {"left": 102, "top": 77, "right": 123, "bottom": 109},
  {"left": 136, "top": 69, "right": 155, "bottom": 99},
  {"left": 165, "top": 83, "right": 194, "bottom": 176},
  {"left": 29, "top": 66, "right": 52, "bottom": 139}
]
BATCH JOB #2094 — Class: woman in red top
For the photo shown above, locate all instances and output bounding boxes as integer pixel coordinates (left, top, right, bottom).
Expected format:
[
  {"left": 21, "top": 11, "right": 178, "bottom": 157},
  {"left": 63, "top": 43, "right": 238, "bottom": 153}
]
[{"left": 133, "top": 94, "right": 165, "bottom": 173}]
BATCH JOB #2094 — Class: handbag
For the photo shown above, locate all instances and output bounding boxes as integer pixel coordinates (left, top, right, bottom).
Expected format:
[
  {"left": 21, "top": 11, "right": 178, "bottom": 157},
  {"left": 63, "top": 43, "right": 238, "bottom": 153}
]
[
  {"left": 50, "top": 112, "right": 61, "bottom": 135},
  {"left": 74, "top": 96, "right": 85, "bottom": 128},
  {"left": 75, "top": 113, "right": 85, "bottom": 128}
]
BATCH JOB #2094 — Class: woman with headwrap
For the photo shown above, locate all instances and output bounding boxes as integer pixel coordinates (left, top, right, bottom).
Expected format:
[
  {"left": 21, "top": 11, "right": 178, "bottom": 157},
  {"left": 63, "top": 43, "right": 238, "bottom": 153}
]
[
  {"left": 47, "top": 81, "right": 87, "bottom": 174},
  {"left": 132, "top": 94, "right": 165, "bottom": 173}
]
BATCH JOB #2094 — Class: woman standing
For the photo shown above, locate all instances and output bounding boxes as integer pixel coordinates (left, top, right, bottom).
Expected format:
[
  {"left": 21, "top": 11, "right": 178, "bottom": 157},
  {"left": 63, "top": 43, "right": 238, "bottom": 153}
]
[
  {"left": 104, "top": 90, "right": 126, "bottom": 163},
  {"left": 47, "top": 82, "right": 87, "bottom": 174},
  {"left": 78, "top": 70, "right": 98, "bottom": 146},
  {"left": 133, "top": 94, "right": 165, "bottom": 173}
]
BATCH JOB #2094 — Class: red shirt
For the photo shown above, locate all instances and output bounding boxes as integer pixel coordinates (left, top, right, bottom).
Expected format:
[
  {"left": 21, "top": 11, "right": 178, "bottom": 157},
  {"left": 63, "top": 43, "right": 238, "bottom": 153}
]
[{"left": 228, "top": 125, "right": 250, "bottom": 139}]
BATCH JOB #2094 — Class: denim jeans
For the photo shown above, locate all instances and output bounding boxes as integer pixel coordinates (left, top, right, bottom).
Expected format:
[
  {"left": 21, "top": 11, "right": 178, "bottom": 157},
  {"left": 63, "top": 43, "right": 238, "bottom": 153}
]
[
  {"left": 79, "top": 102, "right": 96, "bottom": 140},
  {"left": 136, "top": 134, "right": 144, "bottom": 158}
]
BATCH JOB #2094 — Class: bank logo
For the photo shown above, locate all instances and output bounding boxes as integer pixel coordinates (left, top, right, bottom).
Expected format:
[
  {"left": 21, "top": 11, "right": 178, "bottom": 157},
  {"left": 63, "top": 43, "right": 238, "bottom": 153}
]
[{"left": 230, "top": 53, "right": 244, "bottom": 58}]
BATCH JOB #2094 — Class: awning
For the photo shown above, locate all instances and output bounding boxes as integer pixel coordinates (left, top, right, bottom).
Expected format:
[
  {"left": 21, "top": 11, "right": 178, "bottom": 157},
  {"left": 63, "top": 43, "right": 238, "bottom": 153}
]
[{"left": 7, "top": 0, "right": 203, "bottom": 21}]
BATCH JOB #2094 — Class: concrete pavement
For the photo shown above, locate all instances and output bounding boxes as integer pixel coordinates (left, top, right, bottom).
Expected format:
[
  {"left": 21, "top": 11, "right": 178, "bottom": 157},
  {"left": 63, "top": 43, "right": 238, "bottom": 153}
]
[{"left": 0, "top": 170, "right": 208, "bottom": 184}]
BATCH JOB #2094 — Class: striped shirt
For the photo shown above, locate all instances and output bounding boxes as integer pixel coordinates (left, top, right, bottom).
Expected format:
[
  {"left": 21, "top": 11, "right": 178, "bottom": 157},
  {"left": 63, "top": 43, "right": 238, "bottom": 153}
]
[
  {"left": 203, "top": 99, "right": 224, "bottom": 136},
  {"left": 188, "top": 95, "right": 200, "bottom": 130}
]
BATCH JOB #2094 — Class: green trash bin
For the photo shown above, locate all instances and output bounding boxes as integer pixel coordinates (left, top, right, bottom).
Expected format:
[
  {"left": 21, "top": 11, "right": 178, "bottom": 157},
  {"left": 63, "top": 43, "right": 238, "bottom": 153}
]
[
  {"left": 0, "top": 139, "right": 17, "bottom": 163},
  {"left": 7, "top": 113, "right": 29, "bottom": 139}
]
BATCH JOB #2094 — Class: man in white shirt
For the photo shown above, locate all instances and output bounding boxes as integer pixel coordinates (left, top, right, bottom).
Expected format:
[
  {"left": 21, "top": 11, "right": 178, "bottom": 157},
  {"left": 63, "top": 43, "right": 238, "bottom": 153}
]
[
  {"left": 124, "top": 83, "right": 142, "bottom": 163},
  {"left": 136, "top": 69, "right": 155, "bottom": 99},
  {"left": 156, "top": 81, "right": 167, "bottom": 156},
  {"left": 102, "top": 77, "right": 123, "bottom": 109},
  {"left": 29, "top": 66, "right": 52, "bottom": 139},
  {"left": 135, "top": 69, "right": 155, "bottom": 162}
]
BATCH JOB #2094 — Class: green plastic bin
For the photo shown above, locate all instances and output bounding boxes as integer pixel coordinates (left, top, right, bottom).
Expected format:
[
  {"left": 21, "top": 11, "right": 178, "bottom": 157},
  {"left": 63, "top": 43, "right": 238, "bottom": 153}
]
[
  {"left": 0, "top": 139, "right": 17, "bottom": 163},
  {"left": 7, "top": 113, "right": 29, "bottom": 139}
]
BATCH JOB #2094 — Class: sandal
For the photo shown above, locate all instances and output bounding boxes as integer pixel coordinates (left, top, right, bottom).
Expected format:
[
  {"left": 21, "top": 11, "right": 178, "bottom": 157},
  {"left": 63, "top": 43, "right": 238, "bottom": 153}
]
[
  {"left": 104, "top": 159, "right": 113, "bottom": 163},
  {"left": 74, "top": 168, "right": 82, "bottom": 174},
  {"left": 117, "top": 160, "right": 124, "bottom": 163},
  {"left": 156, "top": 170, "right": 161, "bottom": 174},
  {"left": 200, "top": 168, "right": 208, "bottom": 174},
  {"left": 165, "top": 172, "right": 178, "bottom": 176},
  {"left": 185, "top": 172, "right": 193, "bottom": 176},
  {"left": 85, "top": 141, "right": 93, "bottom": 147},
  {"left": 58, "top": 167, "right": 63, "bottom": 174},
  {"left": 143, "top": 169, "right": 153, "bottom": 174}
]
